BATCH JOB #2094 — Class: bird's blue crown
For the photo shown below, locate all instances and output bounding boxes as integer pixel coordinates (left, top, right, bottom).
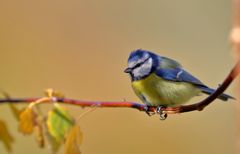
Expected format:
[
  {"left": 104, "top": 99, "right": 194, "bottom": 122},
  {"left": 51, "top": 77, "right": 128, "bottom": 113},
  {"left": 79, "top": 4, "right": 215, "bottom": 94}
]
[
  {"left": 126, "top": 49, "right": 160, "bottom": 80},
  {"left": 128, "top": 49, "right": 159, "bottom": 63}
]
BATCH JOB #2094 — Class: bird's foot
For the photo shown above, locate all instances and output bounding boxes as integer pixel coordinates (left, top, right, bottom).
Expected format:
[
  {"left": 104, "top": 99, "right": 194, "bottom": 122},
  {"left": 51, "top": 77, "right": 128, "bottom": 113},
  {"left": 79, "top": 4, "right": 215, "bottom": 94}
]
[
  {"left": 156, "top": 106, "right": 168, "bottom": 120},
  {"left": 143, "top": 105, "right": 168, "bottom": 120},
  {"left": 143, "top": 106, "right": 156, "bottom": 116}
]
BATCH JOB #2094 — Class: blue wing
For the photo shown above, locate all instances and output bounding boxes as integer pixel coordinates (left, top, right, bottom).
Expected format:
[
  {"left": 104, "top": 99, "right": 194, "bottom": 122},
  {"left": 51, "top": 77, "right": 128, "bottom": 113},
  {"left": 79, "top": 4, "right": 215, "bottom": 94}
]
[
  {"left": 155, "top": 67, "right": 234, "bottom": 101},
  {"left": 155, "top": 67, "right": 205, "bottom": 86}
]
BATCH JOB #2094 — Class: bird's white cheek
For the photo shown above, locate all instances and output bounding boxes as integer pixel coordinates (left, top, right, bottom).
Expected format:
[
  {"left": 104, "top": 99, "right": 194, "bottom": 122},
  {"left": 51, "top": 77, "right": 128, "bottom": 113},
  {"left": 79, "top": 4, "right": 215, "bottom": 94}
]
[
  {"left": 132, "top": 67, "right": 143, "bottom": 77},
  {"left": 133, "top": 59, "right": 152, "bottom": 78}
]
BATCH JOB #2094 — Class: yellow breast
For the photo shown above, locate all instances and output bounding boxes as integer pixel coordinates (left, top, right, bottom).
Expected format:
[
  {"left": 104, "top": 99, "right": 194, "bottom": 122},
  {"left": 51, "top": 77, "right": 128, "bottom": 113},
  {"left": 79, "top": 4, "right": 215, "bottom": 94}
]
[{"left": 131, "top": 73, "right": 201, "bottom": 106}]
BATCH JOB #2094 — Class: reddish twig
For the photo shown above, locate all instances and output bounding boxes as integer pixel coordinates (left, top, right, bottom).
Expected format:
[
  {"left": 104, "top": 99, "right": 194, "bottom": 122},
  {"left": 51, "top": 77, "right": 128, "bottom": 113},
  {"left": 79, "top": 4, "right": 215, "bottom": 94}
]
[{"left": 0, "top": 61, "right": 239, "bottom": 117}]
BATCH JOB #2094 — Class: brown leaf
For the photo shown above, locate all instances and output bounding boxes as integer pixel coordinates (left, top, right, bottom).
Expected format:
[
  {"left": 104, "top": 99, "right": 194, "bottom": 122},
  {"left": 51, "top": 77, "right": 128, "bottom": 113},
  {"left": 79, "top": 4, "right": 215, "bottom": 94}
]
[
  {"left": 64, "top": 125, "right": 83, "bottom": 154},
  {"left": 0, "top": 120, "right": 14, "bottom": 152},
  {"left": 8, "top": 104, "right": 21, "bottom": 121},
  {"left": 34, "top": 124, "right": 45, "bottom": 148},
  {"left": 19, "top": 107, "right": 37, "bottom": 134}
]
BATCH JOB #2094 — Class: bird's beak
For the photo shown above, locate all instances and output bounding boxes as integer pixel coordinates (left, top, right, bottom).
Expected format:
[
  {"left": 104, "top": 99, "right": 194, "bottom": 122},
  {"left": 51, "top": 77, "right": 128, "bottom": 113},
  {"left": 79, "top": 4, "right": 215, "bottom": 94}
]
[{"left": 124, "top": 67, "right": 132, "bottom": 73}]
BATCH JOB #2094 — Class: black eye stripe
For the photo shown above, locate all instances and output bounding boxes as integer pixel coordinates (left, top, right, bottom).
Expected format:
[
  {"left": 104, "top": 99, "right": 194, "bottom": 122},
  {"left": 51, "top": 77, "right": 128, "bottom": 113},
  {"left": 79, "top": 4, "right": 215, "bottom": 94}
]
[{"left": 132, "top": 57, "right": 150, "bottom": 69}]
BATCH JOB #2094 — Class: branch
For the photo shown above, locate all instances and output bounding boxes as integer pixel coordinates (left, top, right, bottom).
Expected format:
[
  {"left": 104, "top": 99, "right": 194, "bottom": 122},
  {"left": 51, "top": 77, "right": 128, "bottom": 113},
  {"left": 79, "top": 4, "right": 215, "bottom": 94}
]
[{"left": 0, "top": 61, "right": 239, "bottom": 117}]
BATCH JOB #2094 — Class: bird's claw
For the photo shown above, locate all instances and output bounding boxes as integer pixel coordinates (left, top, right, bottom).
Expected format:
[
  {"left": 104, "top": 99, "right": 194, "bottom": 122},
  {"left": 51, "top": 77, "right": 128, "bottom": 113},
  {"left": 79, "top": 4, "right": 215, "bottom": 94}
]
[
  {"left": 156, "top": 106, "right": 168, "bottom": 120},
  {"left": 144, "top": 106, "right": 156, "bottom": 116},
  {"left": 143, "top": 106, "right": 168, "bottom": 120}
]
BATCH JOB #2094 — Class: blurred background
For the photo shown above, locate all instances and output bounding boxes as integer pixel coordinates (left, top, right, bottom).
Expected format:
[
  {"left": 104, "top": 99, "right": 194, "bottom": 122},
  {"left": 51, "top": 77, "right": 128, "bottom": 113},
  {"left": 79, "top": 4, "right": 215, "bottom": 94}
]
[{"left": 0, "top": 0, "right": 236, "bottom": 154}]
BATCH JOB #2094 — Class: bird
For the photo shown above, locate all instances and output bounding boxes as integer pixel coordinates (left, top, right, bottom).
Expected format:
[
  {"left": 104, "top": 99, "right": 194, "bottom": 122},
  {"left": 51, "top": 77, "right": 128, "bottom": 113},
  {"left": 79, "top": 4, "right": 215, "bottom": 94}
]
[{"left": 124, "top": 49, "right": 234, "bottom": 114}]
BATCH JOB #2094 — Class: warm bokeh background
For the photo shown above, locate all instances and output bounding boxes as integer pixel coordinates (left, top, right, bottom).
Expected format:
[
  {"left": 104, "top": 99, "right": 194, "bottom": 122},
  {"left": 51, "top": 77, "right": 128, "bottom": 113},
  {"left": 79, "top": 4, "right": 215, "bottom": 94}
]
[{"left": 0, "top": 0, "right": 236, "bottom": 154}]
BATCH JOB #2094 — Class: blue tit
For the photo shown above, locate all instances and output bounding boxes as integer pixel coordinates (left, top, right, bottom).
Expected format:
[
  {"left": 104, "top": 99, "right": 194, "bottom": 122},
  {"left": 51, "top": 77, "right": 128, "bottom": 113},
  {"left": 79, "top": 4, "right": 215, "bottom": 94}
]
[{"left": 124, "top": 49, "right": 234, "bottom": 107}]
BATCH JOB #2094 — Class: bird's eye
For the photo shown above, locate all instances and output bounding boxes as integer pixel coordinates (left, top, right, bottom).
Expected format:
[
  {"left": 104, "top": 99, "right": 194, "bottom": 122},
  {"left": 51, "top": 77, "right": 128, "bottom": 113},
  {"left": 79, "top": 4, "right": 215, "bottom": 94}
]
[
  {"left": 134, "top": 62, "right": 143, "bottom": 68},
  {"left": 132, "top": 57, "right": 150, "bottom": 69}
]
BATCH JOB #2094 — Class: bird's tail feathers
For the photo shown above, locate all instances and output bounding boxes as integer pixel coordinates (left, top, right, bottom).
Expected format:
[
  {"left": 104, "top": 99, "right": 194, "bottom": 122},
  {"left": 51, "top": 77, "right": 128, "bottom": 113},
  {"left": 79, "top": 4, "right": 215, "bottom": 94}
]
[{"left": 198, "top": 86, "right": 235, "bottom": 101}]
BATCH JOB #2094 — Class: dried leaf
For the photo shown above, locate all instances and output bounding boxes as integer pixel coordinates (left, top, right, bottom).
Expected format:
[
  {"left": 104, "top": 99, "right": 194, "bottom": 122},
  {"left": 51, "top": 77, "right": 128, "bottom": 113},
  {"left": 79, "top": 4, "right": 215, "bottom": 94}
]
[
  {"left": 34, "top": 124, "right": 45, "bottom": 148},
  {"left": 47, "top": 104, "right": 74, "bottom": 143},
  {"left": 45, "top": 88, "right": 65, "bottom": 98},
  {"left": 0, "top": 120, "right": 14, "bottom": 152},
  {"left": 64, "top": 125, "right": 83, "bottom": 154},
  {"left": 8, "top": 104, "right": 21, "bottom": 121},
  {"left": 19, "top": 107, "right": 37, "bottom": 134}
]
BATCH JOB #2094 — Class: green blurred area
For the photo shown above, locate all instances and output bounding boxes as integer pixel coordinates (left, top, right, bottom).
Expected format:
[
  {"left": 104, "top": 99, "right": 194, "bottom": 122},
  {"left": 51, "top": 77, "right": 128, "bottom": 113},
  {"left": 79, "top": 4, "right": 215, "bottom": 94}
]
[{"left": 0, "top": 0, "right": 236, "bottom": 154}]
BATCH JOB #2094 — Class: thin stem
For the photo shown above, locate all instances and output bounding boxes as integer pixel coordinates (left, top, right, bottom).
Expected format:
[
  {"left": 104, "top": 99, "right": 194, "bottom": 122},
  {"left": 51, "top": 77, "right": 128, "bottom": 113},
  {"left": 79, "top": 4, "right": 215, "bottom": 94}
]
[{"left": 0, "top": 61, "right": 239, "bottom": 115}]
